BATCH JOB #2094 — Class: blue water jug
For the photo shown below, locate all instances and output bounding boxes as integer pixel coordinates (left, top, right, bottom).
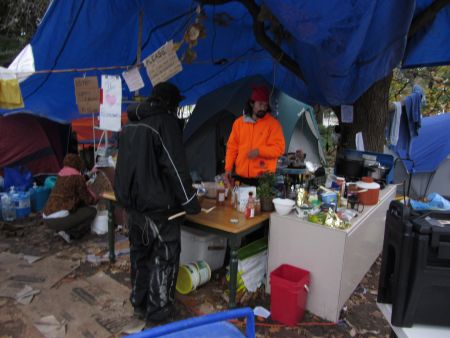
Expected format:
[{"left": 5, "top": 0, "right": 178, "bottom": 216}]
[
  {"left": 12, "top": 190, "right": 31, "bottom": 219},
  {"left": 30, "top": 184, "right": 51, "bottom": 212}
]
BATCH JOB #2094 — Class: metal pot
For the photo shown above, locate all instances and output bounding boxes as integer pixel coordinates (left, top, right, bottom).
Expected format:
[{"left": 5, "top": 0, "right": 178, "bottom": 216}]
[
  {"left": 335, "top": 156, "right": 364, "bottom": 179},
  {"left": 367, "top": 165, "right": 389, "bottom": 180}
]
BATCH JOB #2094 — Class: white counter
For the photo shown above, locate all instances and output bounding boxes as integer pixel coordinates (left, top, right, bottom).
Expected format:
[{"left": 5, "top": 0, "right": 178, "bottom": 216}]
[{"left": 266, "top": 185, "right": 396, "bottom": 322}]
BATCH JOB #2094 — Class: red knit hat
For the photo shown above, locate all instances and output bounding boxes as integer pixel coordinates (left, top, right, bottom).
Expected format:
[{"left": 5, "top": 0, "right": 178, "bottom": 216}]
[{"left": 250, "top": 86, "right": 270, "bottom": 103}]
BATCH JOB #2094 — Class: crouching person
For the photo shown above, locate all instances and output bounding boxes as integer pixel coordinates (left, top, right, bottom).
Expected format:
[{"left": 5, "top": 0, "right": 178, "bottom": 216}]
[{"left": 43, "top": 154, "right": 97, "bottom": 242}]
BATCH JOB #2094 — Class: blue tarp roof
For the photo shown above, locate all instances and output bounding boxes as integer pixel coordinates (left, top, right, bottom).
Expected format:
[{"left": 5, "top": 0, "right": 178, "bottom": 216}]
[
  {"left": 398, "top": 113, "right": 450, "bottom": 173},
  {"left": 1, "top": 0, "right": 449, "bottom": 123}
]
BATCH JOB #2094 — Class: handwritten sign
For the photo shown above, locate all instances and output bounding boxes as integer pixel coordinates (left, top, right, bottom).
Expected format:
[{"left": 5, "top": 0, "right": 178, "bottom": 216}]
[
  {"left": 99, "top": 75, "right": 122, "bottom": 131},
  {"left": 74, "top": 76, "right": 99, "bottom": 114},
  {"left": 143, "top": 40, "right": 182, "bottom": 86},
  {"left": 122, "top": 67, "right": 145, "bottom": 92}
]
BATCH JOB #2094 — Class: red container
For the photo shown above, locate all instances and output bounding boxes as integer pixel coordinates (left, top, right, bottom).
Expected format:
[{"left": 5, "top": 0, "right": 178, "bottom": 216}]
[{"left": 270, "top": 264, "right": 310, "bottom": 326}]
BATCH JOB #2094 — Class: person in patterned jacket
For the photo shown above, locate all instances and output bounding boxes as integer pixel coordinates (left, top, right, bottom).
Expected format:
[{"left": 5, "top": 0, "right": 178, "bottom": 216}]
[{"left": 43, "top": 153, "right": 97, "bottom": 242}]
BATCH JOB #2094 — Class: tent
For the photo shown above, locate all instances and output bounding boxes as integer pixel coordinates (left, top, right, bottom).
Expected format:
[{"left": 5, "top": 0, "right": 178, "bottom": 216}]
[
  {"left": 392, "top": 113, "right": 450, "bottom": 199},
  {"left": 0, "top": 114, "right": 69, "bottom": 176},
  {"left": 184, "top": 76, "right": 325, "bottom": 181},
  {"left": 1, "top": 1, "right": 449, "bottom": 123}
]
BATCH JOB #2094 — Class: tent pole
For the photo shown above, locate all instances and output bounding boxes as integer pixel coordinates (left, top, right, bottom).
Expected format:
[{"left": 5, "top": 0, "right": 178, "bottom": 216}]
[{"left": 135, "top": 10, "right": 143, "bottom": 98}]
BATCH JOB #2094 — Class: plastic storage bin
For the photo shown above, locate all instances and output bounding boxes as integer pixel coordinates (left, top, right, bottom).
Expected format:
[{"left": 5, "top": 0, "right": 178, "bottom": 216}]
[
  {"left": 378, "top": 201, "right": 450, "bottom": 327},
  {"left": 270, "top": 264, "right": 310, "bottom": 326},
  {"left": 126, "top": 307, "right": 255, "bottom": 338},
  {"left": 180, "top": 226, "right": 227, "bottom": 271}
]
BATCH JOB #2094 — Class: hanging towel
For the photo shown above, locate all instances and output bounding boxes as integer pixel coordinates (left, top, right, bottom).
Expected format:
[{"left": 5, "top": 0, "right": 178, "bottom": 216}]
[
  {"left": 0, "top": 67, "right": 24, "bottom": 109},
  {"left": 390, "top": 101, "right": 402, "bottom": 146}
]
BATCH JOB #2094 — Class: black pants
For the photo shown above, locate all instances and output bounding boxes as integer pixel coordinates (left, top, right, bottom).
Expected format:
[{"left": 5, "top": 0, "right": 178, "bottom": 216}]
[
  {"left": 44, "top": 206, "right": 97, "bottom": 239},
  {"left": 128, "top": 212, "right": 181, "bottom": 321}
]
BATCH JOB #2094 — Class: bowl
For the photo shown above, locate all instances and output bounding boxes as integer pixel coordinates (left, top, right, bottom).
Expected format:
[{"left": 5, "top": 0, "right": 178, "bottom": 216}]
[{"left": 272, "top": 198, "right": 295, "bottom": 216}]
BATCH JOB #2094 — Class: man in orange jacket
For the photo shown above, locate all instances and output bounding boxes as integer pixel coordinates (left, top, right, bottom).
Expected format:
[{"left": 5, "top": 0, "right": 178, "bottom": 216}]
[{"left": 224, "top": 85, "right": 285, "bottom": 187}]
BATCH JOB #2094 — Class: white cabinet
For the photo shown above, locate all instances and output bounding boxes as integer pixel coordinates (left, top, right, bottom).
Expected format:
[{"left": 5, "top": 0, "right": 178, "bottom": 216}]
[{"left": 267, "top": 185, "right": 396, "bottom": 322}]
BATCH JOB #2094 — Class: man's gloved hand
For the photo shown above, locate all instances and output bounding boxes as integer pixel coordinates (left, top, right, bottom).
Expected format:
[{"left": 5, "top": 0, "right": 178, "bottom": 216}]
[{"left": 247, "top": 148, "right": 259, "bottom": 159}]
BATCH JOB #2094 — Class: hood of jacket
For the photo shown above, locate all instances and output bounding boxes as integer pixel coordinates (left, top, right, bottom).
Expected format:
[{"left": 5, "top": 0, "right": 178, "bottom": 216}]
[{"left": 127, "top": 101, "right": 170, "bottom": 122}]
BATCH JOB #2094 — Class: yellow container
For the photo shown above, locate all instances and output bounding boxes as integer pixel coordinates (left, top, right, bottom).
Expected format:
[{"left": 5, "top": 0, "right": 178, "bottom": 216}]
[{"left": 176, "top": 260, "right": 211, "bottom": 295}]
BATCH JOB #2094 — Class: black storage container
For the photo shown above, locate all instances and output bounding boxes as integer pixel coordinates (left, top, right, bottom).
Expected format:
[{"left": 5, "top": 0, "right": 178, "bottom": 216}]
[{"left": 378, "top": 201, "right": 450, "bottom": 327}]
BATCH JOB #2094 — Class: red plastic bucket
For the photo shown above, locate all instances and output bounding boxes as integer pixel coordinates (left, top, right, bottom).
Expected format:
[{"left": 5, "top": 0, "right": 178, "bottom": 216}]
[{"left": 270, "top": 264, "right": 310, "bottom": 326}]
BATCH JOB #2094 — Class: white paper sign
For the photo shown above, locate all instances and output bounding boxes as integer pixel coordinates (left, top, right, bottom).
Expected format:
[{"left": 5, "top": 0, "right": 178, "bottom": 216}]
[
  {"left": 122, "top": 67, "right": 144, "bottom": 92},
  {"left": 99, "top": 75, "right": 122, "bottom": 131},
  {"left": 341, "top": 105, "right": 354, "bottom": 123},
  {"left": 143, "top": 40, "right": 182, "bottom": 86}
]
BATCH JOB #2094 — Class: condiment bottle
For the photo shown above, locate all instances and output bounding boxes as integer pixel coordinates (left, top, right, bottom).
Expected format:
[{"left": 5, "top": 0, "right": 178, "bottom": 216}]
[
  {"left": 216, "top": 182, "right": 226, "bottom": 206},
  {"left": 245, "top": 192, "right": 255, "bottom": 219}
]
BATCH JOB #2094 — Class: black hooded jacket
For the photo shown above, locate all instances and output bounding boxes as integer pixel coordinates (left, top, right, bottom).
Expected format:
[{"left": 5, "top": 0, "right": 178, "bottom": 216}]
[{"left": 114, "top": 101, "right": 200, "bottom": 219}]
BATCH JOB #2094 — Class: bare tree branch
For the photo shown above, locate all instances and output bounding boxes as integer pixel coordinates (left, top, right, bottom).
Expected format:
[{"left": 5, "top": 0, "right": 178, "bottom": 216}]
[
  {"left": 408, "top": 0, "right": 450, "bottom": 41},
  {"left": 199, "top": 0, "right": 305, "bottom": 82}
]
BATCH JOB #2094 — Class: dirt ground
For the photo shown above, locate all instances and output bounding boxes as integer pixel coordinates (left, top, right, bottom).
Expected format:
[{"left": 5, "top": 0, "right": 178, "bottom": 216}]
[{"left": 0, "top": 215, "right": 392, "bottom": 337}]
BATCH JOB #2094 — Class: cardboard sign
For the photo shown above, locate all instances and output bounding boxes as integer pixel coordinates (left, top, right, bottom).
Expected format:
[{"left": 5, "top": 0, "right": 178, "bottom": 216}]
[
  {"left": 143, "top": 40, "right": 182, "bottom": 86},
  {"left": 74, "top": 76, "right": 99, "bottom": 114},
  {"left": 99, "top": 75, "right": 122, "bottom": 132}
]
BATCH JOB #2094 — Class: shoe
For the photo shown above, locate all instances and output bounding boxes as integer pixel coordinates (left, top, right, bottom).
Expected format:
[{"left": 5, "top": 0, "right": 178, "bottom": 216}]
[
  {"left": 133, "top": 307, "right": 146, "bottom": 320},
  {"left": 145, "top": 304, "right": 175, "bottom": 325},
  {"left": 57, "top": 231, "right": 71, "bottom": 243}
]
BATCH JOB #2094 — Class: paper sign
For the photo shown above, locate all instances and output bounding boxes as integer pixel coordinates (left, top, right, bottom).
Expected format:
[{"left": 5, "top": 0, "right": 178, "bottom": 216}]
[
  {"left": 122, "top": 67, "right": 145, "bottom": 92},
  {"left": 74, "top": 76, "right": 99, "bottom": 114},
  {"left": 144, "top": 40, "right": 182, "bottom": 86},
  {"left": 99, "top": 75, "right": 122, "bottom": 131},
  {"left": 341, "top": 105, "right": 354, "bottom": 123}
]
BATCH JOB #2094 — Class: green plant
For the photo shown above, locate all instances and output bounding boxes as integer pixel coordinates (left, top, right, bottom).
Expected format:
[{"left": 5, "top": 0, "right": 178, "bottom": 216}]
[{"left": 256, "top": 172, "right": 276, "bottom": 198}]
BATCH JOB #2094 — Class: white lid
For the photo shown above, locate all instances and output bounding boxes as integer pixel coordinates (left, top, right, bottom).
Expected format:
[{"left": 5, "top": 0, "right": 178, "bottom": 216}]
[{"left": 356, "top": 181, "right": 380, "bottom": 190}]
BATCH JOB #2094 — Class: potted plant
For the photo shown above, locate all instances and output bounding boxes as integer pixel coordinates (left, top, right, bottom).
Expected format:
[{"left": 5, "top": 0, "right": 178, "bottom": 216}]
[{"left": 257, "top": 172, "right": 276, "bottom": 212}]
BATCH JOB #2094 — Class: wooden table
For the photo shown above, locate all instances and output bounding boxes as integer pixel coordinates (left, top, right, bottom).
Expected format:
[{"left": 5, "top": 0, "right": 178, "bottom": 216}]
[{"left": 99, "top": 192, "right": 270, "bottom": 308}]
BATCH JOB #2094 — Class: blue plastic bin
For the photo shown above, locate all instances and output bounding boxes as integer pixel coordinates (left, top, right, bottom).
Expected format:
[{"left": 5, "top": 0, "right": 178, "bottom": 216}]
[{"left": 124, "top": 307, "right": 255, "bottom": 338}]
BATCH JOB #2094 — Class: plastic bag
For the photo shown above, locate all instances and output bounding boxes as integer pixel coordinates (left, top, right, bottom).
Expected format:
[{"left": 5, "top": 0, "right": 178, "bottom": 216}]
[
  {"left": 410, "top": 193, "right": 450, "bottom": 211},
  {"left": 3, "top": 166, "right": 33, "bottom": 192}
]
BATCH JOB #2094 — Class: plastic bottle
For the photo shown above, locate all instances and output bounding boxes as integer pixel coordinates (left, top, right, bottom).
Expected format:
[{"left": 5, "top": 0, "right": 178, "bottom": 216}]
[
  {"left": 245, "top": 191, "right": 255, "bottom": 219},
  {"left": 230, "top": 181, "right": 239, "bottom": 208},
  {"left": 2, "top": 187, "right": 16, "bottom": 222},
  {"left": 216, "top": 182, "right": 226, "bottom": 206}
]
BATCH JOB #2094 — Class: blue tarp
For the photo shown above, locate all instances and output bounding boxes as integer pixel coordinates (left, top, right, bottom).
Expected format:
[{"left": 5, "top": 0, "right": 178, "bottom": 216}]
[
  {"left": 398, "top": 113, "right": 450, "bottom": 174},
  {"left": 1, "top": 0, "right": 449, "bottom": 123}
]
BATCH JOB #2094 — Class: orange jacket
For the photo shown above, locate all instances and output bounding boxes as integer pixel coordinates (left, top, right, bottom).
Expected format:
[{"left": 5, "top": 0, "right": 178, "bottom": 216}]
[{"left": 225, "top": 114, "right": 285, "bottom": 178}]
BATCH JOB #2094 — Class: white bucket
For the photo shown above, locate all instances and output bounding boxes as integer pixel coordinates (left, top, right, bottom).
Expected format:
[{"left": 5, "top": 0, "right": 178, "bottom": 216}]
[
  {"left": 194, "top": 260, "right": 211, "bottom": 287},
  {"left": 176, "top": 260, "right": 211, "bottom": 295},
  {"left": 91, "top": 210, "right": 108, "bottom": 235}
]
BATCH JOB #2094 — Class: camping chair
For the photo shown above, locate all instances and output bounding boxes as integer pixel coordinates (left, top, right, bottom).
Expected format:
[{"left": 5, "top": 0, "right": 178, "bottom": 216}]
[{"left": 124, "top": 307, "right": 255, "bottom": 338}]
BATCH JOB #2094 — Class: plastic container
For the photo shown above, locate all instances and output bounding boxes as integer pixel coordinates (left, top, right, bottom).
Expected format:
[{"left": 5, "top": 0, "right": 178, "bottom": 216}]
[
  {"left": 91, "top": 210, "right": 108, "bottom": 235},
  {"left": 1, "top": 192, "right": 15, "bottom": 221},
  {"left": 270, "top": 264, "right": 310, "bottom": 326},
  {"left": 180, "top": 226, "right": 227, "bottom": 271},
  {"left": 30, "top": 185, "right": 51, "bottom": 212},
  {"left": 176, "top": 260, "right": 211, "bottom": 295},
  {"left": 356, "top": 177, "right": 380, "bottom": 205},
  {"left": 11, "top": 191, "right": 30, "bottom": 219},
  {"left": 44, "top": 176, "right": 57, "bottom": 190}
]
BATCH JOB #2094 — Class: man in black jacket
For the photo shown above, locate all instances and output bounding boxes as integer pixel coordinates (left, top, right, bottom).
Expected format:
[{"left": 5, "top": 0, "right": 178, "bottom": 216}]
[{"left": 114, "top": 82, "right": 200, "bottom": 323}]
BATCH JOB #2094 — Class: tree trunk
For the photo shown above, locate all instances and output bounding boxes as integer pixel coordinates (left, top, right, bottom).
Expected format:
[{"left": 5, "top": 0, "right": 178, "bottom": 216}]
[{"left": 337, "top": 73, "right": 393, "bottom": 153}]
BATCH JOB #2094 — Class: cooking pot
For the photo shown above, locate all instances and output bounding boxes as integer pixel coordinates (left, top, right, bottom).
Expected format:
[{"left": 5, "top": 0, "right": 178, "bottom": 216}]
[
  {"left": 356, "top": 177, "right": 380, "bottom": 205},
  {"left": 335, "top": 156, "right": 364, "bottom": 178},
  {"left": 367, "top": 165, "right": 389, "bottom": 180}
]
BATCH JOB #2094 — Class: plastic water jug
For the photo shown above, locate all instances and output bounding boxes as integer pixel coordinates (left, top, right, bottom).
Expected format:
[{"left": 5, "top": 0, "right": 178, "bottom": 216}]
[
  {"left": 30, "top": 183, "right": 51, "bottom": 212},
  {"left": 1, "top": 192, "right": 16, "bottom": 222},
  {"left": 12, "top": 190, "right": 31, "bottom": 219}
]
